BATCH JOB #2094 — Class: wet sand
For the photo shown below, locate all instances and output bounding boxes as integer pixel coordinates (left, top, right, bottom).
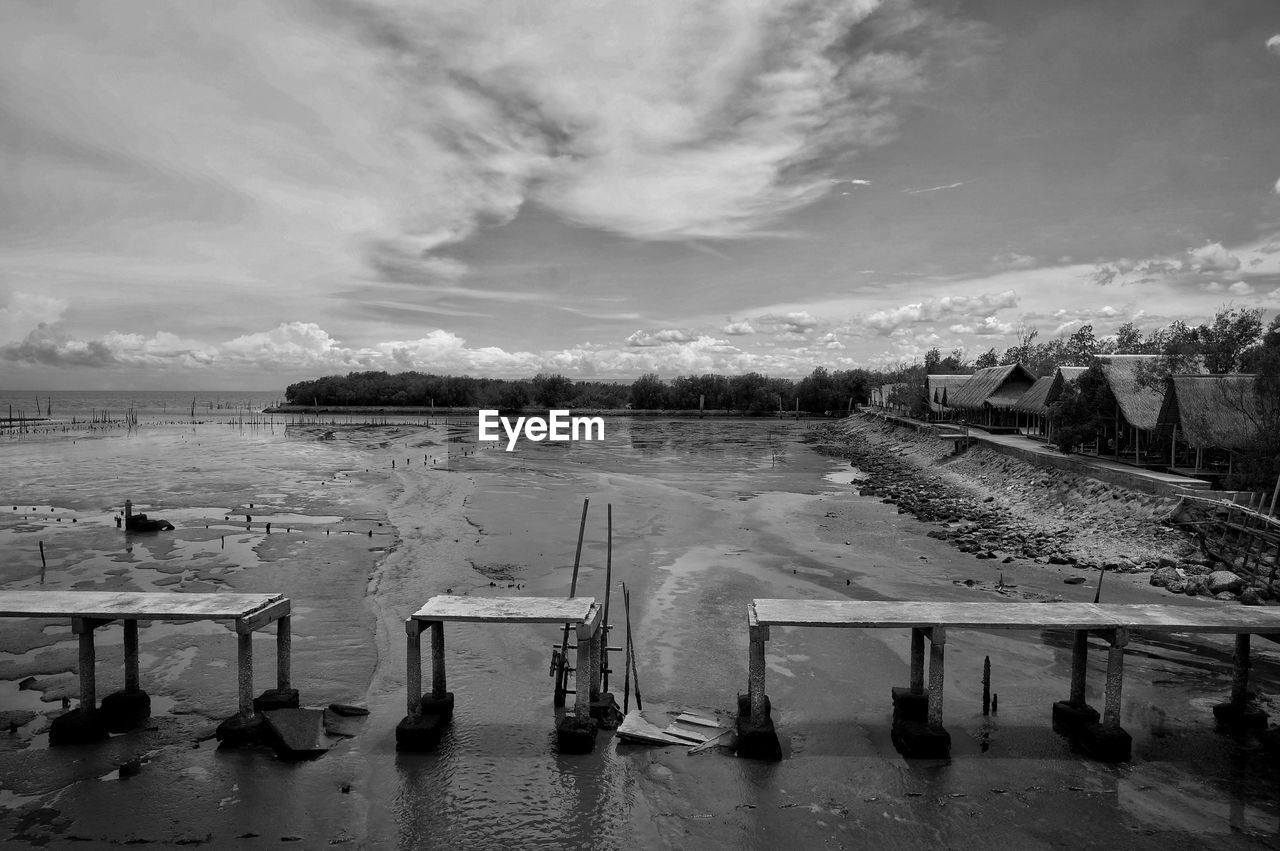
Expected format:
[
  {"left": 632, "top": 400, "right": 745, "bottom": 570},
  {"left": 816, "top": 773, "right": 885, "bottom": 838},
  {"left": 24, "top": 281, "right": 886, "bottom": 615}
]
[{"left": 0, "top": 418, "right": 1278, "bottom": 848}]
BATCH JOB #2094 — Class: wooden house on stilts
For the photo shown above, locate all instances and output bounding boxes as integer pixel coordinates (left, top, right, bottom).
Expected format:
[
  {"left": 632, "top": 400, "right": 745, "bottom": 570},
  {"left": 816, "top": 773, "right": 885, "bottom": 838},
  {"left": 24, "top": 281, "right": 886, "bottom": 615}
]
[
  {"left": 926, "top": 375, "right": 971, "bottom": 423},
  {"left": 1157, "top": 373, "right": 1263, "bottom": 479},
  {"left": 941, "top": 364, "right": 1036, "bottom": 431},
  {"left": 1092, "top": 355, "right": 1167, "bottom": 466},
  {"left": 1010, "top": 366, "right": 1087, "bottom": 441}
]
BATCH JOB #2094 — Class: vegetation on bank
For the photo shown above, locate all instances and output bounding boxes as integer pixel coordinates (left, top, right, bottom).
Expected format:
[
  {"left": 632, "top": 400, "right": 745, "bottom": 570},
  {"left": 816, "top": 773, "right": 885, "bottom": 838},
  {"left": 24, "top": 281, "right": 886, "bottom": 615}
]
[{"left": 285, "top": 369, "right": 873, "bottom": 416}]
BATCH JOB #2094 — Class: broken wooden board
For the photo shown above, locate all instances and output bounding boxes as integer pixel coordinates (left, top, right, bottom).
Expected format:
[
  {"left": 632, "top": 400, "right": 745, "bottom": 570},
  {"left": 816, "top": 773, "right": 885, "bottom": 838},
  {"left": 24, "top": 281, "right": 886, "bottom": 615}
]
[
  {"left": 263, "top": 708, "right": 329, "bottom": 760},
  {"left": 616, "top": 711, "right": 687, "bottom": 746},
  {"left": 675, "top": 712, "right": 720, "bottom": 728}
]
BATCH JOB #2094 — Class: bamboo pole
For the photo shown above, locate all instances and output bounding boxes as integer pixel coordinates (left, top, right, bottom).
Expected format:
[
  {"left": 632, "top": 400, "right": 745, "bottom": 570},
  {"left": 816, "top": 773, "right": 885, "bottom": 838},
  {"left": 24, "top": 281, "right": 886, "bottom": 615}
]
[
  {"left": 554, "top": 498, "right": 590, "bottom": 706},
  {"left": 600, "top": 503, "right": 613, "bottom": 693},
  {"left": 624, "top": 585, "right": 642, "bottom": 711},
  {"left": 622, "top": 581, "right": 633, "bottom": 713}
]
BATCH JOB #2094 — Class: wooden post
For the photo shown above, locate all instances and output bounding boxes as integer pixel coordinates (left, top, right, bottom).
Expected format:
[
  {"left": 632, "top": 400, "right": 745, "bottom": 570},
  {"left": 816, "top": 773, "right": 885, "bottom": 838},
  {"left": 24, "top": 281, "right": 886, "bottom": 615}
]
[
  {"left": 982, "top": 656, "right": 991, "bottom": 716},
  {"left": 1270, "top": 475, "right": 1280, "bottom": 517},
  {"left": 926, "top": 627, "right": 946, "bottom": 730},
  {"left": 1231, "top": 633, "right": 1251, "bottom": 708},
  {"left": 237, "top": 631, "right": 254, "bottom": 718},
  {"left": 430, "top": 621, "right": 446, "bottom": 699},
  {"left": 73, "top": 618, "right": 98, "bottom": 710},
  {"left": 405, "top": 619, "right": 423, "bottom": 716},
  {"left": 1069, "top": 630, "right": 1088, "bottom": 706},
  {"left": 909, "top": 628, "right": 925, "bottom": 693},
  {"left": 1102, "top": 628, "right": 1127, "bottom": 730},
  {"left": 123, "top": 620, "right": 140, "bottom": 692},
  {"left": 275, "top": 615, "right": 291, "bottom": 691}
]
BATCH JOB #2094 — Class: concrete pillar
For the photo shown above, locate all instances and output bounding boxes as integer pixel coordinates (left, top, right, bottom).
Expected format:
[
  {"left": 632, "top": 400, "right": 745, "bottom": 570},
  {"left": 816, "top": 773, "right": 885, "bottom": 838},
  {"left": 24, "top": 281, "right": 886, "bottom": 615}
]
[
  {"left": 73, "top": 618, "right": 97, "bottom": 709},
  {"left": 1069, "top": 630, "right": 1088, "bottom": 705},
  {"left": 1102, "top": 628, "right": 1127, "bottom": 730},
  {"left": 587, "top": 622, "right": 602, "bottom": 702},
  {"left": 275, "top": 615, "right": 291, "bottom": 691},
  {"left": 123, "top": 620, "right": 140, "bottom": 692},
  {"left": 430, "top": 621, "right": 446, "bottom": 699},
  {"left": 909, "top": 628, "right": 925, "bottom": 693},
  {"left": 237, "top": 631, "right": 254, "bottom": 718},
  {"left": 574, "top": 620, "right": 593, "bottom": 721},
  {"left": 405, "top": 619, "right": 422, "bottom": 716},
  {"left": 748, "top": 624, "right": 769, "bottom": 726},
  {"left": 927, "top": 627, "right": 946, "bottom": 730},
  {"left": 1231, "top": 633, "right": 1251, "bottom": 707}
]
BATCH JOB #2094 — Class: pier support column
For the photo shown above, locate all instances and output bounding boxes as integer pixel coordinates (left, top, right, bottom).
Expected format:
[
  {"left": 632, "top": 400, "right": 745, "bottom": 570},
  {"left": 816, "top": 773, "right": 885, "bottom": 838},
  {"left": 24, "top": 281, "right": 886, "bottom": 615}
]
[
  {"left": 1213, "top": 633, "right": 1268, "bottom": 729},
  {"left": 101, "top": 619, "right": 152, "bottom": 732},
  {"left": 396, "top": 618, "right": 451, "bottom": 751},
  {"left": 1053, "top": 630, "right": 1100, "bottom": 729},
  {"left": 1077, "top": 628, "right": 1131, "bottom": 761},
  {"left": 891, "top": 627, "right": 950, "bottom": 760},
  {"left": 236, "top": 631, "right": 254, "bottom": 719},
  {"left": 252, "top": 615, "right": 299, "bottom": 712},
  {"left": 50, "top": 618, "right": 109, "bottom": 745},
  {"left": 735, "top": 610, "right": 780, "bottom": 761},
  {"left": 557, "top": 608, "right": 602, "bottom": 754}
]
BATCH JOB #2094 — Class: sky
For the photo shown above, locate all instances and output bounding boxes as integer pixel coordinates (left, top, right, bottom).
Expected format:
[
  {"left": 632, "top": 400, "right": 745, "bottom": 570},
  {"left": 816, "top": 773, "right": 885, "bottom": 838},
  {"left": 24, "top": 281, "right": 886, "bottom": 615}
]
[{"left": 2, "top": 0, "right": 1280, "bottom": 390}]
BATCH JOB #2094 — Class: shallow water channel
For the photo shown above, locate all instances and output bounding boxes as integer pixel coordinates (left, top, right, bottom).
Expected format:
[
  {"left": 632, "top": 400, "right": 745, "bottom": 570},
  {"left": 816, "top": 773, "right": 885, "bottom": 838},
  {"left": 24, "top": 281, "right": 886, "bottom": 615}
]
[{"left": 0, "top": 416, "right": 1277, "bottom": 848}]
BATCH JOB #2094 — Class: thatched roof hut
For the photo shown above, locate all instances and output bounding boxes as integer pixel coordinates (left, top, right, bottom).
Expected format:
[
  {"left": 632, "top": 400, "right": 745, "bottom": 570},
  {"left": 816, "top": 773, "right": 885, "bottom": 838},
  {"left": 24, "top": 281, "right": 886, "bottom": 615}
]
[
  {"left": 1011, "top": 365, "right": 1089, "bottom": 415},
  {"left": 944, "top": 364, "right": 1036, "bottom": 412},
  {"left": 1157, "top": 374, "right": 1262, "bottom": 450},
  {"left": 1095, "top": 355, "right": 1165, "bottom": 431},
  {"left": 927, "top": 374, "right": 971, "bottom": 413}
]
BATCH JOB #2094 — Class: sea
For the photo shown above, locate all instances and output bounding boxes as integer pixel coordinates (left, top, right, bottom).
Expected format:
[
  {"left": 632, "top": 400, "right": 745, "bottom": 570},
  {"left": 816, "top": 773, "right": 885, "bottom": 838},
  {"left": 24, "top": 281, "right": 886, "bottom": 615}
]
[{"left": 0, "top": 390, "right": 284, "bottom": 421}]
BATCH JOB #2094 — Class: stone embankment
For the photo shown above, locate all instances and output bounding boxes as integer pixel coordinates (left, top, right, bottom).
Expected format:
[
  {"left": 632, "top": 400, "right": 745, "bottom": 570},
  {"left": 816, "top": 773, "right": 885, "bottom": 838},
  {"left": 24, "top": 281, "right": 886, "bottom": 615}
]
[{"left": 811, "top": 415, "right": 1267, "bottom": 604}]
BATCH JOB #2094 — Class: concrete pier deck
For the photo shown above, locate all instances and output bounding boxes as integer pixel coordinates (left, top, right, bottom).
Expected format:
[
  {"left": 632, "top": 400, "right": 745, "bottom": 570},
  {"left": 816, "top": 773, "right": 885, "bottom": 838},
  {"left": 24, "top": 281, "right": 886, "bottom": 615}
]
[
  {"left": 0, "top": 591, "right": 291, "bottom": 743},
  {"left": 741, "top": 600, "right": 1280, "bottom": 761},
  {"left": 398, "top": 595, "right": 602, "bottom": 752}
]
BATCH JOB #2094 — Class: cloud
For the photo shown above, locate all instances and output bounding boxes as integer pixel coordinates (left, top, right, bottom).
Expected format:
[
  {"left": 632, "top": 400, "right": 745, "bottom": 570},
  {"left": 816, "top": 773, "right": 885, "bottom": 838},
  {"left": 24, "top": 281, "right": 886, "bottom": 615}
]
[
  {"left": 775, "top": 312, "right": 818, "bottom": 333},
  {"left": 990, "top": 252, "right": 1036, "bottom": 270},
  {"left": 948, "top": 316, "right": 1014, "bottom": 336},
  {"left": 1268, "top": 34, "right": 1280, "bottom": 56},
  {"left": 863, "top": 290, "right": 1018, "bottom": 335},
  {"left": 1228, "top": 281, "right": 1254, "bottom": 295},
  {"left": 625, "top": 329, "right": 698, "bottom": 347},
  {"left": 2, "top": 324, "right": 118, "bottom": 367},
  {"left": 0, "top": 292, "right": 69, "bottom": 343},
  {"left": 906, "top": 181, "right": 967, "bottom": 195},
  {"left": 1187, "top": 242, "right": 1241, "bottom": 273},
  {"left": 1274, "top": 177, "right": 1280, "bottom": 195},
  {"left": 720, "top": 320, "right": 755, "bottom": 336}
]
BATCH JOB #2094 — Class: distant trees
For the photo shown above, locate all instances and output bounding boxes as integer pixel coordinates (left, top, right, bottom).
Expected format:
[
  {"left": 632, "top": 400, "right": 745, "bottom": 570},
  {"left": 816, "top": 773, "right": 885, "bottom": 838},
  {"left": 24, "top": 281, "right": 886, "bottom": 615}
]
[{"left": 629, "top": 373, "right": 668, "bottom": 409}]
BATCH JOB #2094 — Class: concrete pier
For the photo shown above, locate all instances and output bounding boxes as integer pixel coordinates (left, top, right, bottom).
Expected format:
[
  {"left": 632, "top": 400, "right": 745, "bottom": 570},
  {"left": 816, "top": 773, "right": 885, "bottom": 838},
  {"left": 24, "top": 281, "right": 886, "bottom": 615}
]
[
  {"left": 0, "top": 591, "right": 291, "bottom": 746},
  {"left": 741, "top": 599, "right": 1280, "bottom": 763},
  {"left": 397, "top": 595, "right": 603, "bottom": 753}
]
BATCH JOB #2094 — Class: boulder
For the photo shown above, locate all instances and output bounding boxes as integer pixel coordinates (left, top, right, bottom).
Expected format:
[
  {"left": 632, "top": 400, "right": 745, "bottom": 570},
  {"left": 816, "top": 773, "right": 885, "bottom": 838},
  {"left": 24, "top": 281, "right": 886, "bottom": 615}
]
[
  {"left": 1239, "top": 588, "right": 1262, "bottom": 606},
  {"left": 1149, "top": 566, "right": 1182, "bottom": 588},
  {"left": 1206, "top": 571, "right": 1245, "bottom": 595}
]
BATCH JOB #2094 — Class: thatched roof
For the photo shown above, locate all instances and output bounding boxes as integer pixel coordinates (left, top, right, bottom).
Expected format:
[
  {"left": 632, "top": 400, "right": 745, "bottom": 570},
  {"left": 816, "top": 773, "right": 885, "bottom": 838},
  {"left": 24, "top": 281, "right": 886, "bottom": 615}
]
[
  {"left": 1012, "top": 376, "right": 1056, "bottom": 414},
  {"left": 1012, "top": 365, "right": 1089, "bottom": 415},
  {"left": 1096, "top": 355, "right": 1164, "bottom": 431},
  {"left": 927, "top": 374, "right": 970, "bottom": 412},
  {"left": 1157, "top": 374, "right": 1262, "bottom": 450},
  {"left": 944, "top": 363, "right": 1036, "bottom": 411}
]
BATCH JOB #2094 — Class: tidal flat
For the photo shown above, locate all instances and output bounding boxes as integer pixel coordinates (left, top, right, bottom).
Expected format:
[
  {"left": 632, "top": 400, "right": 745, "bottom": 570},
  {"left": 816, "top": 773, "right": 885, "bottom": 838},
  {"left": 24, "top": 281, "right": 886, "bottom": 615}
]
[{"left": 0, "top": 416, "right": 1277, "bottom": 848}]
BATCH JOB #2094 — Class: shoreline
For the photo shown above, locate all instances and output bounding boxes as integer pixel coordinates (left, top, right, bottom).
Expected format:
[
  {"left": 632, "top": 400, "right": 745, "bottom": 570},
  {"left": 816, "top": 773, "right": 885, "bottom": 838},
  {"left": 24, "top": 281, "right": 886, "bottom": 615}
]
[{"left": 808, "top": 415, "right": 1250, "bottom": 601}]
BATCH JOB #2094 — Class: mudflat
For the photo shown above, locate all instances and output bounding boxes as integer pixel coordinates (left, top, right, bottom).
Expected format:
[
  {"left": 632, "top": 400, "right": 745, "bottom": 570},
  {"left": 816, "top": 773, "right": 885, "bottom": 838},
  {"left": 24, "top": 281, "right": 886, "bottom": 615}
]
[{"left": 0, "top": 416, "right": 1277, "bottom": 848}]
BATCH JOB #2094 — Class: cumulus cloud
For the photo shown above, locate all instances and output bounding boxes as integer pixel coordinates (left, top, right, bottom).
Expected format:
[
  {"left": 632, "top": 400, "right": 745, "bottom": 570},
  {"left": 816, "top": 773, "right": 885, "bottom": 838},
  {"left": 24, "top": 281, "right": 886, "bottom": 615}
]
[
  {"left": 1274, "top": 176, "right": 1280, "bottom": 195},
  {"left": 625, "top": 329, "right": 698, "bottom": 347},
  {"left": 1187, "top": 242, "right": 1241, "bottom": 273},
  {"left": 863, "top": 290, "right": 1018, "bottom": 335},
  {"left": 948, "top": 316, "right": 1014, "bottom": 336},
  {"left": 2, "top": 324, "right": 118, "bottom": 367},
  {"left": 0, "top": 293, "right": 69, "bottom": 343},
  {"left": 1268, "top": 34, "right": 1280, "bottom": 56},
  {"left": 720, "top": 320, "right": 755, "bottom": 336}
]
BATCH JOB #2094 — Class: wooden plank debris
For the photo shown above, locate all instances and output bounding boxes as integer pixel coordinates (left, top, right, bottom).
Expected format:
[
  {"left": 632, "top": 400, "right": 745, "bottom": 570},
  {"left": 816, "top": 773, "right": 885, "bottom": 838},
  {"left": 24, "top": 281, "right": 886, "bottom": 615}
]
[{"left": 616, "top": 711, "right": 687, "bottom": 746}]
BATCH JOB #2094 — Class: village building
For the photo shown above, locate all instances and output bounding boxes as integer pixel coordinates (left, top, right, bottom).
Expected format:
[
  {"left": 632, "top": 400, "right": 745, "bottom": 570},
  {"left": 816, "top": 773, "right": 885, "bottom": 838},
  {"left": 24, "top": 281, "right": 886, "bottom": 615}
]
[
  {"left": 1010, "top": 366, "right": 1087, "bottom": 440},
  {"left": 940, "top": 363, "right": 1036, "bottom": 431},
  {"left": 1157, "top": 373, "right": 1263, "bottom": 480},
  {"left": 925, "top": 374, "right": 970, "bottom": 422}
]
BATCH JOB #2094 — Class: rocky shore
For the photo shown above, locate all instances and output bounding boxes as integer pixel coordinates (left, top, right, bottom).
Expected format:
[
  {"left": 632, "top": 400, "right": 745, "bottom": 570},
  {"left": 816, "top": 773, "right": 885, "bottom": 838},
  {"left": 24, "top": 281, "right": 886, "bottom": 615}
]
[{"left": 808, "top": 415, "right": 1269, "bottom": 602}]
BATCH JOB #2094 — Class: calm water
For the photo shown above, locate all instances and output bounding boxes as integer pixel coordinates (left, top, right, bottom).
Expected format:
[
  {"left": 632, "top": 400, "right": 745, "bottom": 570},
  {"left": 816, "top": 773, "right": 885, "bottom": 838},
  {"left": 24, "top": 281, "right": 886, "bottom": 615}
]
[{"left": 0, "top": 389, "right": 283, "bottom": 420}]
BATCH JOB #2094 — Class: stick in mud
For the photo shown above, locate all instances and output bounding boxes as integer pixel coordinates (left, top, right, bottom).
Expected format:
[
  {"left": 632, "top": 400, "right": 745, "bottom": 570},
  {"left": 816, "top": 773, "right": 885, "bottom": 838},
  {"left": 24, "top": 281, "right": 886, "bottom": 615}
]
[
  {"left": 624, "top": 585, "right": 642, "bottom": 711},
  {"left": 554, "top": 498, "right": 590, "bottom": 706},
  {"left": 1094, "top": 565, "right": 1105, "bottom": 604},
  {"left": 39, "top": 540, "right": 46, "bottom": 584},
  {"left": 622, "top": 584, "right": 633, "bottom": 714},
  {"left": 982, "top": 656, "right": 991, "bottom": 716},
  {"left": 600, "top": 503, "right": 613, "bottom": 693}
]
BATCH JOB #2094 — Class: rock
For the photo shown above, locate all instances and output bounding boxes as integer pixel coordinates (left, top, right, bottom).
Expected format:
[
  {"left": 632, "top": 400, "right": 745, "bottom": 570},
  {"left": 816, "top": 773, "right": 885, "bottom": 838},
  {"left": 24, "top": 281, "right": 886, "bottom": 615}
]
[
  {"left": 1214, "top": 591, "right": 1237, "bottom": 601},
  {"left": 1048, "top": 555, "right": 1073, "bottom": 565},
  {"left": 1240, "top": 588, "right": 1262, "bottom": 606},
  {"left": 1150, "top": 566, "right": 1182, "bottom": 588},
  {"left": 1206, "top": 571, "right": 1245, "bottom": 595},
  {"left": 1157, "top": 556, "right": 1177, "bottom": 568},
  {"left": 1166, "top": 580, "right": 1188, "bottom": 594},
  {"left": 1064, "top": 576, "right": 1086, "bottom": 585}
]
